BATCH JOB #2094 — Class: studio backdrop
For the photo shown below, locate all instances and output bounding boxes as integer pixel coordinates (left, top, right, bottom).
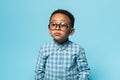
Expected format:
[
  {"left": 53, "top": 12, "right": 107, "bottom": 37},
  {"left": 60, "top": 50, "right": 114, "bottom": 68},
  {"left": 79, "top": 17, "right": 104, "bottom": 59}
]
[{"left": 0, "top": 0, "right": 120, "bottom": 80}]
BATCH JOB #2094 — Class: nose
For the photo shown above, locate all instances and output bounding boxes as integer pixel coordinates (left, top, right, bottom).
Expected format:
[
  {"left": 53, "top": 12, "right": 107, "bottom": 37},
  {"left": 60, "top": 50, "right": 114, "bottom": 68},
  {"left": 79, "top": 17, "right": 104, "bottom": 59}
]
[{"left": 56, "top": 24, "right": 60, "bottom": 30}]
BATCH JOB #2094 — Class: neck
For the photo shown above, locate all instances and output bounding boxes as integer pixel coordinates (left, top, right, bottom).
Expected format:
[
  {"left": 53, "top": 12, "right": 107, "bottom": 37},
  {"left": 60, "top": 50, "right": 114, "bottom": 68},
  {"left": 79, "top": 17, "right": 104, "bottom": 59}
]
[{"left": 54, "top": 38, "right": 69, "bottom": 44}]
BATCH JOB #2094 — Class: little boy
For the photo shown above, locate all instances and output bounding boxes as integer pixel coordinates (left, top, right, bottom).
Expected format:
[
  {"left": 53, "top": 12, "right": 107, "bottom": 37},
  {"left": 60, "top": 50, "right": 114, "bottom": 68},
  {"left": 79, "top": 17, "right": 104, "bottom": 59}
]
[{"left": 35, "top": 9, "right": 90, "bottom": 80}]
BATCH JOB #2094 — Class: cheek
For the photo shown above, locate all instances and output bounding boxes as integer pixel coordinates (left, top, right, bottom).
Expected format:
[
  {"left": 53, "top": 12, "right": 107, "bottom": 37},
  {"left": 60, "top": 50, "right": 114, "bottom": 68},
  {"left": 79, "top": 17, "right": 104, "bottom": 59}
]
[
  {"left": 62, "top": 31, "right": 70, "bottom": 37},
  {"left": 66, "top": 30, "right": 71, "bottom": 35},
  {"left": 48, "top": 29, "right": 51, "bottom": 34},
  {"left": 48, "top": 29, "right": 54, "bottom": 35}
]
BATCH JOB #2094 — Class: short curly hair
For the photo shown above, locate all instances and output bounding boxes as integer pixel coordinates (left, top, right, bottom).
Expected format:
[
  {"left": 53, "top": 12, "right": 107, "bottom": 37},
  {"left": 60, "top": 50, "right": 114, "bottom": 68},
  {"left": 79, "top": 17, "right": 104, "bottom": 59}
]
[{"left": 49, "top": 9, "right": 75, "bottom": 28}]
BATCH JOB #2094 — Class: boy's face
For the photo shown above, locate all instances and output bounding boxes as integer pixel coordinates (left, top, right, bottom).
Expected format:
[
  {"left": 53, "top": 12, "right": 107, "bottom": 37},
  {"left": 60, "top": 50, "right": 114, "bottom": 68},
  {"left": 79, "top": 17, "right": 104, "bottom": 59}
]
[{"left": 48, "top": 13, "right": 74, "bottom": 43}]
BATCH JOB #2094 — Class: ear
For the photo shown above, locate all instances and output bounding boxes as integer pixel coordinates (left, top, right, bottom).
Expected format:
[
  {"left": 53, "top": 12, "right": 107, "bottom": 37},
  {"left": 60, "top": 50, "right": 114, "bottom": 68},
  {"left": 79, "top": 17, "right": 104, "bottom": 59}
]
[{"left": 69, "top": 28, "right": 75, "bottom": 35}]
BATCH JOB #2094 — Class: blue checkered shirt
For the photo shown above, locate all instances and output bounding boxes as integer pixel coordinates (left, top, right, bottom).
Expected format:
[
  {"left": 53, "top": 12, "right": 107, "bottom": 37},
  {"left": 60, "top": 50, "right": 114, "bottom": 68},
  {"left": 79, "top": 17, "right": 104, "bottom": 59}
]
[{"left": 35, "top": 40, "right": 90, "bottom": 80}]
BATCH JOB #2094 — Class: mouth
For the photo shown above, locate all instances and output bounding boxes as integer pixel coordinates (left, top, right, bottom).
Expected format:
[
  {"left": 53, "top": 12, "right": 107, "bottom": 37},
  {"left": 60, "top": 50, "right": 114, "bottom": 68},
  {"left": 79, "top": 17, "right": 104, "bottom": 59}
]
[{"left": 54, "top": 32, "right": 61, "bottom": 36}]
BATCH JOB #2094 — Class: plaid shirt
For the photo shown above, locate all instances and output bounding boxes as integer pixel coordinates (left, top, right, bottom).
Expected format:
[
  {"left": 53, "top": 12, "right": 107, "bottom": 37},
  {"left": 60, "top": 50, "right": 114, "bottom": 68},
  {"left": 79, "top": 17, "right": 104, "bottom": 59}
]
[{"left": 35, "top": 40, "right": 90, "bottom": 80}]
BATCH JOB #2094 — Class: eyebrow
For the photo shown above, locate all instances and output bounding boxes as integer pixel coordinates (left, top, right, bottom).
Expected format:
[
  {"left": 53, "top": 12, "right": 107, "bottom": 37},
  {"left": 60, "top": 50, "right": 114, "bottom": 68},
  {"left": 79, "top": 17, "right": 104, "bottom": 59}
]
[{"left": 50, "top": 20, "right": 70, "bottom": 24}]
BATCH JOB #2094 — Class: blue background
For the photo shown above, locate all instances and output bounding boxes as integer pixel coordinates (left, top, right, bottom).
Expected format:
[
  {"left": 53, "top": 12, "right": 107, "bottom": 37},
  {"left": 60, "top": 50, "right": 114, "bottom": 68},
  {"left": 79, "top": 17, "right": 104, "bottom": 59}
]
[{"left": 0, "top": 0, "right": 120, "bottom": 80}]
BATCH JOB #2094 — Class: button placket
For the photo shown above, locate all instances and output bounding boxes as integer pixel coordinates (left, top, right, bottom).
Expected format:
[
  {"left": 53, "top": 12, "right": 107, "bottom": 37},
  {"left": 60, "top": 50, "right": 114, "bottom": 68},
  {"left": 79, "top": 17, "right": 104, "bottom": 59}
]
[{"left": 58, "top": 47, "right": 63, "bottom": 65}]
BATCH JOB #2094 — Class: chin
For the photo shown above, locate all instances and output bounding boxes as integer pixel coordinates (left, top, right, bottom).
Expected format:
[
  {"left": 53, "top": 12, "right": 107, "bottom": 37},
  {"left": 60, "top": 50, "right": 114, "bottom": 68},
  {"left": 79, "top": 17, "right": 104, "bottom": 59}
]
[
  {"left": 53, "top": 36, "right": 61, "bottom": 40},
  {"left": 54, "top": 37, "right": 62, "bottom": 41},
  {"left": 54, "top": 38, "right": 61, "bottom": 41}
]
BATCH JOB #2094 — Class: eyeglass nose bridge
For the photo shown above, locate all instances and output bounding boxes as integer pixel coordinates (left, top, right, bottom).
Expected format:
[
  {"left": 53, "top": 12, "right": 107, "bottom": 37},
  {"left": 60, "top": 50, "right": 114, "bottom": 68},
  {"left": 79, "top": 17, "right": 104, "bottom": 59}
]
[{"left": 56, "top": 24, "right": 61, "bottom": 30}]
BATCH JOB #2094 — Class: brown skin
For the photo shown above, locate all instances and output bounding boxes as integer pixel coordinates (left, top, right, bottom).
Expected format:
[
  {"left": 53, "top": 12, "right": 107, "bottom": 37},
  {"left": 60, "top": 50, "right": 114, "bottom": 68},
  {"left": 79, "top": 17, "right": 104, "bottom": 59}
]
[{"left": 48, "top": 13, "right": 75, "bottom": 44}]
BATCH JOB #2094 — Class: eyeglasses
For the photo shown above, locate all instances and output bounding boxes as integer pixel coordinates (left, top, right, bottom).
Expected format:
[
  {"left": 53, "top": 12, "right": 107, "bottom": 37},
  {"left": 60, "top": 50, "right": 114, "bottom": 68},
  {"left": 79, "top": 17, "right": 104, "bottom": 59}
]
[{"left": 48, "top": 22, "right": 71, "bottom": 31}]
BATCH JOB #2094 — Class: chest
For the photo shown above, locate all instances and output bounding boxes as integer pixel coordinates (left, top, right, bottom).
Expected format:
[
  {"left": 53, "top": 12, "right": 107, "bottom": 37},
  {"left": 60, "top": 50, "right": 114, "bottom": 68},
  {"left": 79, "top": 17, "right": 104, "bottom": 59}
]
[{"left": 45, "top": 48, "right": 78, "bottom": 68}]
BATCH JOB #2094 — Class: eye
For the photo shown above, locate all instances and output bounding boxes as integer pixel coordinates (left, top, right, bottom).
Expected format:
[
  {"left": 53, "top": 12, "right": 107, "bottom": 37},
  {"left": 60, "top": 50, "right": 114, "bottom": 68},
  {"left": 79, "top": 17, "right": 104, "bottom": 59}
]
[
  {"left": 50, "top": 22, "right": 56, "bottom": 26},
  {"left": 60, "top": 23, "right": 68, "bottom": 27}
]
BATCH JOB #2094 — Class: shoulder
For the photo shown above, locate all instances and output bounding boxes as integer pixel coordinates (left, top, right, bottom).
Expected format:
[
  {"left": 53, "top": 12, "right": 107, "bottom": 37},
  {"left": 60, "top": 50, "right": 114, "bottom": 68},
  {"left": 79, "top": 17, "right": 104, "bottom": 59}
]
[
  {"left": 69, "top": 41, "right": 84, "bottom": 50},
  {"left": 39, "top": 41, "right": 54, "bottom": 51},
  {"left": 68, "top": 41, "right": 86, "bottom": 56}
]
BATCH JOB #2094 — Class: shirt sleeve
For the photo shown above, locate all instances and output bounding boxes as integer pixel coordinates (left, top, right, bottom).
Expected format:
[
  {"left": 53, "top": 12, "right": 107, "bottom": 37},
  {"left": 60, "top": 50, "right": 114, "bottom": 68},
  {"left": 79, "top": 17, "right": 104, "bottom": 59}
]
[
  {"left": 35, "top": 48, "right": 47, "bottom": 80},
  {"left": 76, "top": 48, "right": 90, "bottom": 80}
]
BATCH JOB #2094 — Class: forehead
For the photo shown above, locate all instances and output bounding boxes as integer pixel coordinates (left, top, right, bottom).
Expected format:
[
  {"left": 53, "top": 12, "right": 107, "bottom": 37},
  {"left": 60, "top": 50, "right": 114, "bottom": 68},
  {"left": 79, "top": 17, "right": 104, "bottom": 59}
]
[{"left": 50, "top": 13, "right": 71, "bottom": 23}]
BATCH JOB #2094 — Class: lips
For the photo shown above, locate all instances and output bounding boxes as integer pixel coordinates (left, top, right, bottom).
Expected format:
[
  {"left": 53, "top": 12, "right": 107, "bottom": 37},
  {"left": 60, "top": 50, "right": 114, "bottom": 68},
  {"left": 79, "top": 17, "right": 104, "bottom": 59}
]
[{"left": 54, "top": 32, "right": 61, "bottom": 36}]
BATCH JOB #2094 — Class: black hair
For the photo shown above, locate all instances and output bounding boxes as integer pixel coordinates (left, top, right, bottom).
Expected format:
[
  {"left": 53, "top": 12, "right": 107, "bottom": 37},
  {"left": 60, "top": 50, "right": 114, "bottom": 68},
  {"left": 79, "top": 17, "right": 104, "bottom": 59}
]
[{"left": 49, "top": 9, "right": 75, "bottom": 28}]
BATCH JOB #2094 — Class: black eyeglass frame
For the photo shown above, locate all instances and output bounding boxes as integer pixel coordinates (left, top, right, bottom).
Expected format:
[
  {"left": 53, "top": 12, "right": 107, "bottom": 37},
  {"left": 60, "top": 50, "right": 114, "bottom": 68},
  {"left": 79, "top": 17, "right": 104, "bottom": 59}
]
[{"left": 48, "top": 22, "right": 71, "bottom": 31}]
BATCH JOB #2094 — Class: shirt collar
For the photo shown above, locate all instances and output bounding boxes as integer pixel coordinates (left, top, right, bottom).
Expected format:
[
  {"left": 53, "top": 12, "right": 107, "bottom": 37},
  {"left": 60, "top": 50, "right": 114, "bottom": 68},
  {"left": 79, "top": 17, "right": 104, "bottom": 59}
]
[{"left": 53, "top": 39, "right": 70, "bottom": 50}]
